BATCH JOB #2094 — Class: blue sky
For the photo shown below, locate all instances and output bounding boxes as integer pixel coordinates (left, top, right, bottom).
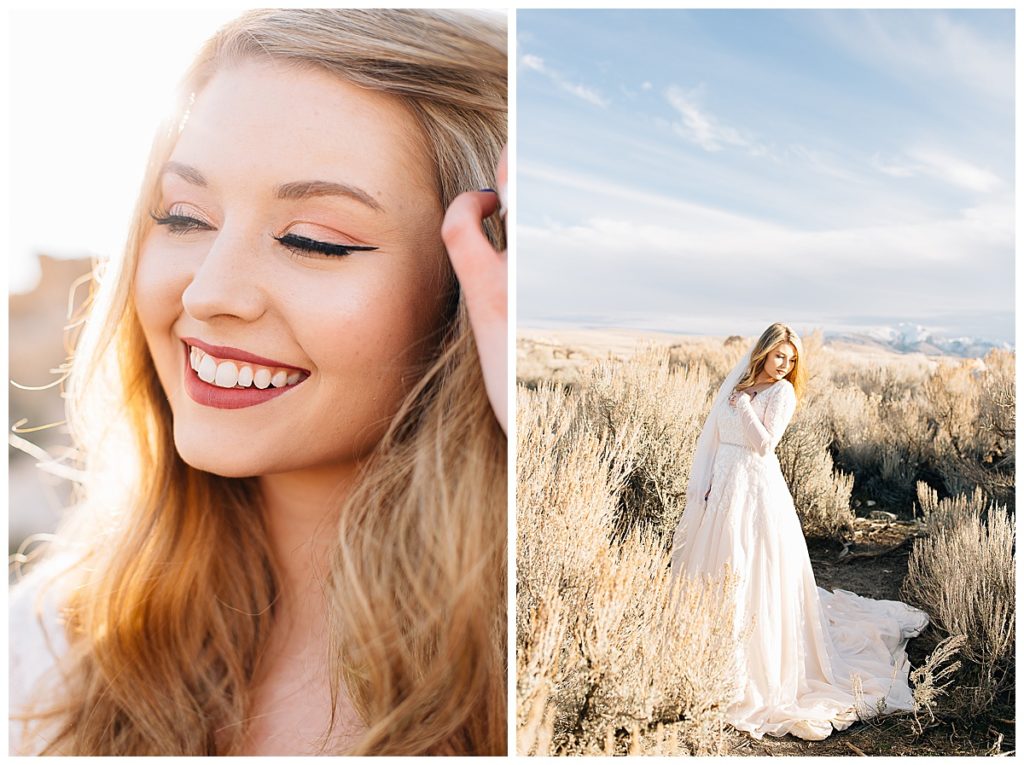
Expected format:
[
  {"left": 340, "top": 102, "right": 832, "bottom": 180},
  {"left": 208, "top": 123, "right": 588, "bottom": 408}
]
[{"left": 517, "top": 10, "right": 1014, "bottom": 343}]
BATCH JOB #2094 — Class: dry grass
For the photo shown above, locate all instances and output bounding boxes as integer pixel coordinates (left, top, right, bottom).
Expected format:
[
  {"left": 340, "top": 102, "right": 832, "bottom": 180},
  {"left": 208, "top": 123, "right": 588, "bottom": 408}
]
[{"left": 909, "top": 634, "right": 967, "bottom": 734}]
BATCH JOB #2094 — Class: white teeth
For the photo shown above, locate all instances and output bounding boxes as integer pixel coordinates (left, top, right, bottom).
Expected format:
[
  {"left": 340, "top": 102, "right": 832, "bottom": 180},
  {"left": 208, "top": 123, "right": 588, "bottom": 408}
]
[
  {"left": 188, "top": 345, "right": 302, "bottom": 390},
  {"left": 214, "top": 361, "right": 239, "bottom": 388},
  {"left": 198, "top": 354, "right": 218, "bottom": 383}
]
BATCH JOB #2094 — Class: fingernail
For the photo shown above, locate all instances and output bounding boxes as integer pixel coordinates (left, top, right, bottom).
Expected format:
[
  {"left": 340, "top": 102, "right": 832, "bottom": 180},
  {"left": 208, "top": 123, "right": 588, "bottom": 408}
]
[
  {"left": 478, "top": 187, "right": 497, "bottom": 194},
  {"left": 498, "top": 183, "right": 507, "bottom": 219}
]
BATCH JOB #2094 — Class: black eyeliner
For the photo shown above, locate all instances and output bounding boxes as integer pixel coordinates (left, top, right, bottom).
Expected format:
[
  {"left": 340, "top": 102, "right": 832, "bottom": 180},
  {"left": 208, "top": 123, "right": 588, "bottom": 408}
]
[
  {"left": 273, "top": 233, "right": 378, "bottom": 257},
  {"left": 150, "top": 211, "right": 376, "bottom": 258}
]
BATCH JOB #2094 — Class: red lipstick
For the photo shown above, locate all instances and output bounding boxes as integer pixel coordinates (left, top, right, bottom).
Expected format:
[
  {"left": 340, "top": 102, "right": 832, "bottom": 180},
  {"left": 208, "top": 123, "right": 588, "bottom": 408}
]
[{"left": 180, "top": 342, "right": 306, "bottom": 410}]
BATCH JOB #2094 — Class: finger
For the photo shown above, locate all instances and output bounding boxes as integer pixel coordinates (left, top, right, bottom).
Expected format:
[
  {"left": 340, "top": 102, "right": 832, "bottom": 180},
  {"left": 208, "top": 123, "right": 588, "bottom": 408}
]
[
  {"left": 441, "top": 190, "right": 506, "bottom": 316},
  {"left": 496, "top": 145, "right": 508, "bottom": 218},
  {"left": 441, "top": 190, "right": 500, "bottom": 258}
]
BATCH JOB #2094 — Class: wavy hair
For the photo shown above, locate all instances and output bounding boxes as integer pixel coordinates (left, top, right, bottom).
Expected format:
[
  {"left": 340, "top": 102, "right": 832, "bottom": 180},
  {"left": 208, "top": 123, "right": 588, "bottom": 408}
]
[
  {"left": 20, "top": 9, "right": 506, "bottom": 756},
  {"left": 735, "top": 322, "right": 807, "bottom": 402}
]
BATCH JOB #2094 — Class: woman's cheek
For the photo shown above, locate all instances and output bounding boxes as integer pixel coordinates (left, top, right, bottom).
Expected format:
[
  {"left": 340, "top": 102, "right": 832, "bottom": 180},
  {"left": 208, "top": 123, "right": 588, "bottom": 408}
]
[
  {"left": 134, "top": 242, "right": 187, "bottom": 330},
  {"left": 296, "top": 271, "right": 425, "bottom": 378}
]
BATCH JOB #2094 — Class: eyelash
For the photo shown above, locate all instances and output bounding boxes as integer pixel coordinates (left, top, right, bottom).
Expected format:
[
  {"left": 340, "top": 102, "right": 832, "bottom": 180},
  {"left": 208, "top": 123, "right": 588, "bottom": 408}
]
[{"left": 148, "top": 210, "right": 378, "bottom": 258}]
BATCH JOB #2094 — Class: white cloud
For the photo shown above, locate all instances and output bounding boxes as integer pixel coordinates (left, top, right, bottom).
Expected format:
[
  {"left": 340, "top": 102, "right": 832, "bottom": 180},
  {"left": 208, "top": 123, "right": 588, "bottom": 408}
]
[
  {"left": 665, "top": 85, "right": 764, "bottom": 155},
  {"left": 521, "top": 53, "right": 545, "bottom": 72},
  {"left": 871, "top": 147, "right": 1002, "bottom": 193},
  {"left": 908, "top": 147, "right": 1001, "bottom": 193},
  {"left": 519, "top": 53, "right": 609, "bottom": 108},
  {"left": 518, "top": 162, "right": 1013, "bottom": 332},
  {"left": 641, "top": 81, "right": 653, "bottom": 91},
  {"left": 520, "top": 161, "right": 779, "bottom": 232}
]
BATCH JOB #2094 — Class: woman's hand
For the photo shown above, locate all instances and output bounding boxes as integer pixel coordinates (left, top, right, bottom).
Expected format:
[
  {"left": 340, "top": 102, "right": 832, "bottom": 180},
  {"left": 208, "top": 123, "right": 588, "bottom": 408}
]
[
  {"left": 729, "top": 389, "right": 750, "bottom": 408},
  {"left": 441, "top": 145, "right": 508, "bottom": 433}
]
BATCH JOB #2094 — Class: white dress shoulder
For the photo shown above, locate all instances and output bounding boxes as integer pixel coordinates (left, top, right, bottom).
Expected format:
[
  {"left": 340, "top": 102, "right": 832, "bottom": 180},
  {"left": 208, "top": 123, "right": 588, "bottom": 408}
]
[
  {"left": 673, "top": 379, "right": 930, "bottom": 740},
  {"left": 9, "top": 555, "right": 73, "bottom": 755}
]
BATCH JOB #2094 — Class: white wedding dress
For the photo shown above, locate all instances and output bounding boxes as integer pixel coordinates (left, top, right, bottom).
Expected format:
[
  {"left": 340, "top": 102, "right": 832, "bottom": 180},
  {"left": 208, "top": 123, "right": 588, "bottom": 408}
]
[{"left": 671, "top": 377, "right": 929, "bottom": 741}]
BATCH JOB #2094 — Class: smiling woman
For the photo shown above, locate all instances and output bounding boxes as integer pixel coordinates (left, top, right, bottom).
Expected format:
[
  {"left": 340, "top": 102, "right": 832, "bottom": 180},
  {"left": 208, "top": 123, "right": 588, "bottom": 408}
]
[{"left": 9, "top": 9, "right": 507, "bottom": 756}]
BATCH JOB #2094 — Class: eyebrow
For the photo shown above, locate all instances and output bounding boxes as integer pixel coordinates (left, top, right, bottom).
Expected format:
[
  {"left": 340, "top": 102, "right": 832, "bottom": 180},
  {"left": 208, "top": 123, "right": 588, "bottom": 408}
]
[{"left": 159, "top": 161, "right": 385, "bottom": 213}]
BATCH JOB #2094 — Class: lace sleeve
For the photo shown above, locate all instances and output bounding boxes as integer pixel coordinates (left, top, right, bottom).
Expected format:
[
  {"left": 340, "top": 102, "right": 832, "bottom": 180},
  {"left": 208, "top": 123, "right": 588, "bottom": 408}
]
[
  {"left": 9, "top": 558, "right": 72, "bottom": 754},
  {"left": 735, "top": 380, "right": 796, "bottom": 456}
]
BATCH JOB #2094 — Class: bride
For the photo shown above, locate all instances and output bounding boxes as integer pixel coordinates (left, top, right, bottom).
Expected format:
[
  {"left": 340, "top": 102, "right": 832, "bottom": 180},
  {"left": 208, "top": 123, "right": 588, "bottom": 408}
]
[{"left": 670, "top": 322, "right": 930, "bottom": 741}]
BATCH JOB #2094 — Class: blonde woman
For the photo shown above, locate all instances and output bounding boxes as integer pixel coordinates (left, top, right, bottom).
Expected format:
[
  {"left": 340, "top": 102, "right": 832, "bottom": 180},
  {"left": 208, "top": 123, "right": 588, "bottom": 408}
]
[
  {"left": 10, "top": 9, "right": 507, "bottom": 756},
  {"left": 671, "top": 322, "right": 929, "bottom": 741}
]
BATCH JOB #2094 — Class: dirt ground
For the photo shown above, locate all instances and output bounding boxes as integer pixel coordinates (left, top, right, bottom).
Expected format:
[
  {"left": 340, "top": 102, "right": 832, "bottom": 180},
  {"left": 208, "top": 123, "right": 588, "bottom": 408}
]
[{"left": 721, "top": 517, "right": 1015, "bottom": 757}]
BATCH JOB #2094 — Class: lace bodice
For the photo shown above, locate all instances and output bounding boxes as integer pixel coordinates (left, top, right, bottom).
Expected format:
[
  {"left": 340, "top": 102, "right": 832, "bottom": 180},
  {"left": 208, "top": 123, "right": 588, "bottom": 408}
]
[{"left": 717, "top": 380, "right": 796, "bottom": 456}]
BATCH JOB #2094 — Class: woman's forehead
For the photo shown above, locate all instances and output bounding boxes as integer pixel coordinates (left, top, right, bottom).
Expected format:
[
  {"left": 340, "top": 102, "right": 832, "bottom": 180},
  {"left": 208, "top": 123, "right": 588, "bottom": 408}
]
[{"left": 169, "top": 59, "right": 436, "bottom": 205}]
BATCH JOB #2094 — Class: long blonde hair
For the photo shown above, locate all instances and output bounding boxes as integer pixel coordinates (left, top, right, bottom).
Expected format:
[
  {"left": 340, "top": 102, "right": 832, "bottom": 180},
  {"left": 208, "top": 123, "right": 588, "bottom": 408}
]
[
  {"left": 21, "top": 9, "right": 506, "bottom": 756},
  {"left": 735, "top": 322, "right": 807, "bottom": 402}
]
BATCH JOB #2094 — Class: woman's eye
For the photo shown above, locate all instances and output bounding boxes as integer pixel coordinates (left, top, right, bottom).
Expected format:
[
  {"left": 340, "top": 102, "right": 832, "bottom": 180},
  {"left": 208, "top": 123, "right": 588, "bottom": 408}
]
[
  {"left": 148, "top": 211, "right": 379, "bottom": 260},
  {"left": 150, "top": 210, "right": 211, "bottom": 234},
  {"left": 273, "top": 233, "right": 378, "bottom": 259}
]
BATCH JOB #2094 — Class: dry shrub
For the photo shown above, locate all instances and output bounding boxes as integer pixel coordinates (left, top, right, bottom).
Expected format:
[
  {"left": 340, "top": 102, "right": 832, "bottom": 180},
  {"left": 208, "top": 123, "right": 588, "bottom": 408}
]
[
  {"left": 517, "top": 380, "right": 741, "bottom": 755},
  {"left": 925, "top": 351, "right": 1014, "bottom": 507},
  {"left": 567, "top": 537, "right": 742, "bottom": 755},
  {"left": 827, "top": 381, "right": 933, "bottom": 510},
  {"left": 517, "top": 338, "right": 592, "bottom": 389},
  {"left": 515, "top": 383, "right": 616, "bottom": 642},
  {"left": 580, "top": 348, "right": 713, "bottom": 542},
  {"left": 827, "top": 349, "right": 1015, "bottom": 512},
  {"left": 903, "top": 482, "right": 1015, "bottom": 714},
  {"left": 668, "top": 337, "right": 744, "bottom": 381},
  {"left": 777, "top": 398, "right": 855, "bottom": 539}
]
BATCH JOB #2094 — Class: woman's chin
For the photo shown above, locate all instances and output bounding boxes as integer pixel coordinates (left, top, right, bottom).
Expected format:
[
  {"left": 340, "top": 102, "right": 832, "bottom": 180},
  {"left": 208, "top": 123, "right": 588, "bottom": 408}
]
[
  {"left": 177, "top": 452, "right": 261, "bottom": 479},
  {"left": 172, "top": 430, "right": 267, "bottom": 478}
]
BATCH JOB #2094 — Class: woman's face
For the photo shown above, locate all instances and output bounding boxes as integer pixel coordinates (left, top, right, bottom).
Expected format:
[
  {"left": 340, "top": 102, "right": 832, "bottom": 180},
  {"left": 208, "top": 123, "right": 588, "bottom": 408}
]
[
  {"left": 134, "top": 59, "right": 449, "bottom": 478},
  {"left": 761, "top": 341, "right": 797, "bottom": 382}
]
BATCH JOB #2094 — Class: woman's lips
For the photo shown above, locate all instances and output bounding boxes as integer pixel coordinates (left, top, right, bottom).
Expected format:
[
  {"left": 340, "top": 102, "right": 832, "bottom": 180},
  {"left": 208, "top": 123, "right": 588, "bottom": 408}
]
[{"left": 181, "top": 342, "right": 305, "bottom": 410}]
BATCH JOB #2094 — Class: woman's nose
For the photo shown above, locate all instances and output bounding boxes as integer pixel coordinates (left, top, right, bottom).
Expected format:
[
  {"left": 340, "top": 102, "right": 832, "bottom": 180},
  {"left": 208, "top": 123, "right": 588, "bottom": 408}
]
[{"left": 181, "top": 227, "right": 267, "bottom": 323}]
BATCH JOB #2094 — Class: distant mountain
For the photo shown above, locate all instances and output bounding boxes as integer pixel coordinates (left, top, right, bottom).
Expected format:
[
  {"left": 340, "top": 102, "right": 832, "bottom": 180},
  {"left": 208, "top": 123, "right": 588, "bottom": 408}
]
[{"left": 826, "top": 323, "right": 1011, "bottom": 359}]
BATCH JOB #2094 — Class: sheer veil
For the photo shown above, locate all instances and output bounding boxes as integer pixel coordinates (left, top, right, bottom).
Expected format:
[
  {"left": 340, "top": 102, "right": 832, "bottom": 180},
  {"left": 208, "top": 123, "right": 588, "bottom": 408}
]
[{"left": 669, "top": 339, "right": 756, "bottom": 577}]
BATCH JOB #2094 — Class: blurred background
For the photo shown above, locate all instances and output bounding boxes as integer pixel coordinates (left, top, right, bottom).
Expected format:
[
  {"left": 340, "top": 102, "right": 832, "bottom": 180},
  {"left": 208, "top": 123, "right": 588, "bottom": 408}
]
[{"left": 9, "top": 8, "right": 245, "bottom": 562}]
